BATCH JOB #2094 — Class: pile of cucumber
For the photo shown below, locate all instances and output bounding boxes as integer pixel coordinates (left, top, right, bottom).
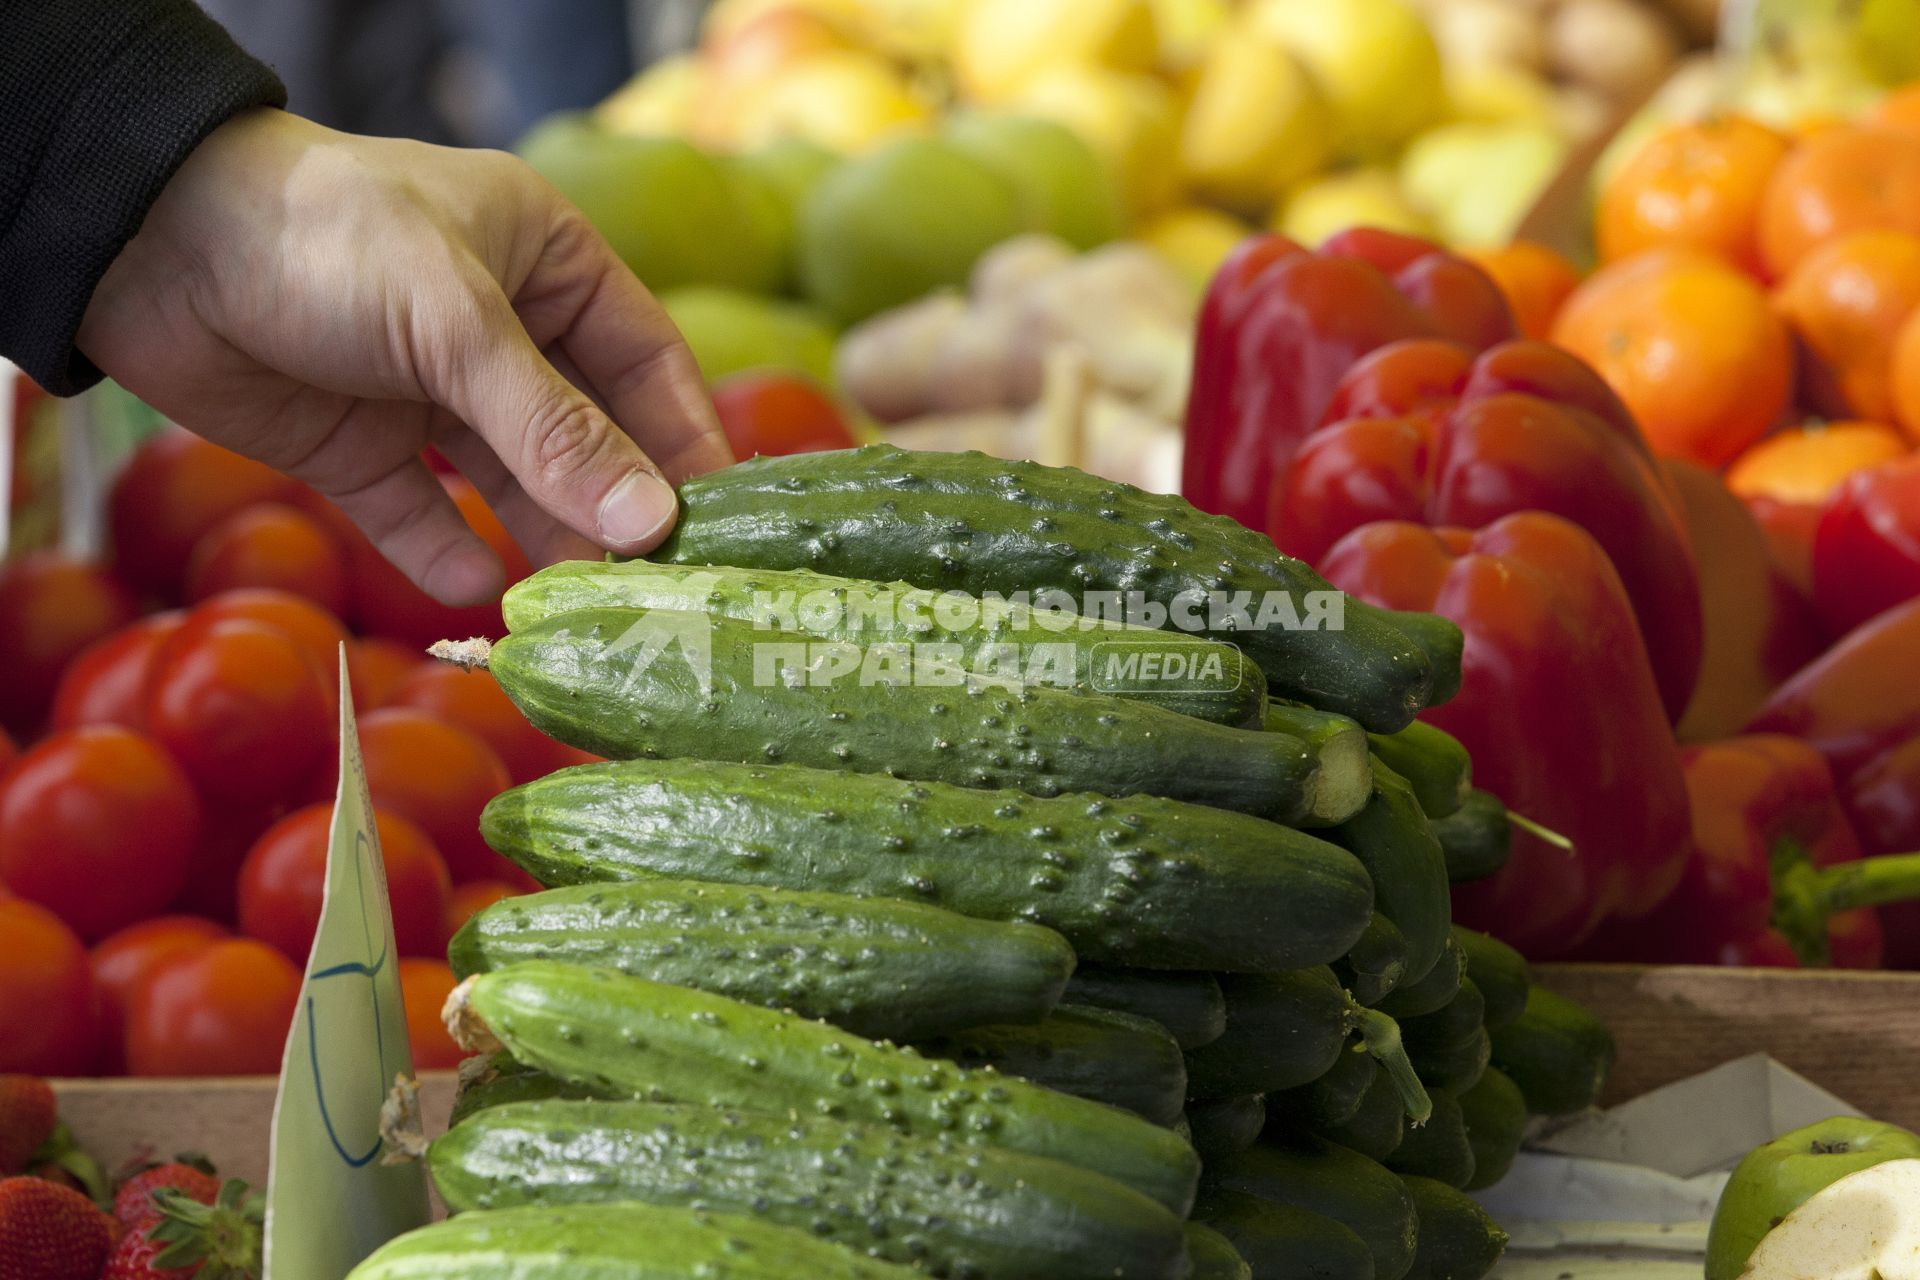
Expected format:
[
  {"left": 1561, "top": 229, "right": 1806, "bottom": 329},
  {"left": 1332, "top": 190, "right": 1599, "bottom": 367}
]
[{"left": 352, "top": 448, "right": 1616, "bottom": 1280}]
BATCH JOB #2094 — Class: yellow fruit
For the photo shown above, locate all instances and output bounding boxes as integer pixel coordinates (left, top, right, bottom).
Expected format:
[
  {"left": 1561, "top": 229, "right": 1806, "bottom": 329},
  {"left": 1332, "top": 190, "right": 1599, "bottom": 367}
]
[
  {"left": 1250, "top": 0, "right": 1446, "bottom": 158},
  {"left": 1273, "top": 168, "right": 1432, "bottom": 246},
  {"left": 597, "top": 55, "right": 708, "bottom": 138},
  {"left": 701, "top": 0, "right": 867, "bottom": 46},
  {"left": 1400, "top": 121, "right": 1565, "bottom": 249},
  {"left": 729, "top": 51, "right": 932, "bottom": 153},
  {"left": 1179, "top": 26, "right": 1332, "bottom": 212},
  {"left": 1137, "top": 205, "right": 1254, "bottom": 288},
  {"left": 953, "top": 0, "right": 1160, "bottom": 104},
  {"left": 1444, "top": 64, "right": 1561, "bottom": 128},
  {"left": 1148, "top": 0, "right": 1232, "bottom": 78},
  {"left": 1012, "top": 66, "right": 1183, "bottom": 217}
]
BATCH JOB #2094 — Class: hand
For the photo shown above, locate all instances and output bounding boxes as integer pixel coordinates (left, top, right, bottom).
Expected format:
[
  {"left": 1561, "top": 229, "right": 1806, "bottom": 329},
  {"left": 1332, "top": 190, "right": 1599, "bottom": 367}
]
[{"left": 78, "top": 108, "right": 732, "bottom": 605}]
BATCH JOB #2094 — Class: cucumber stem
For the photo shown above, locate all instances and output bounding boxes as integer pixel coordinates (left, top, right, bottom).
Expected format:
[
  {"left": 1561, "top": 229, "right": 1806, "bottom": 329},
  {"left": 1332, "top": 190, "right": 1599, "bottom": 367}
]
[
  {"left": 428, "top": 637, "right": 494, "bottom": 671},
  {"left": 378, "top": 1074, "right": 428, "bottom": 1164},
  {"left": 1508, "top": 809, "right": 1574, "bottom": 854},
  {"left": 1351, "top": 1005, "right": 1433, "bottom": 1126},
  {"left": 1773, "top": 846, "right": 1920, "bottom": 966}
]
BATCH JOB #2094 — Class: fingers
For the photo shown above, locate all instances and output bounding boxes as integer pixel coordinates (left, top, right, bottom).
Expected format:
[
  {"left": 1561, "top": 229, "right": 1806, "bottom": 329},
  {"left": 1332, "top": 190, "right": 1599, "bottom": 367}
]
[
  {"left": 430, "top": 422, "right": 603, "bottom": 568},
  {"left": 323, "top": 449, "right": 503, "bottom": 606}
]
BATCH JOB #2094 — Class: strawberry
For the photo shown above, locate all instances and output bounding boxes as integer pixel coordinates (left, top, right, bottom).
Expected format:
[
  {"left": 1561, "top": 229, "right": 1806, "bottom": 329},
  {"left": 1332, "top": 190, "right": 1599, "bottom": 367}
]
[
  {"left": 113, "top": 1162, "right": 219, "bottom": 1228},
  {"left": 101, "top": 1181, "right": 262, "bottom": 1280},
  {"left": 0, "top": 1076, "right": 56, "bottom": 1175},
  {"left": 0, "top": 1175, "right": 113, "bottom": 1280}
]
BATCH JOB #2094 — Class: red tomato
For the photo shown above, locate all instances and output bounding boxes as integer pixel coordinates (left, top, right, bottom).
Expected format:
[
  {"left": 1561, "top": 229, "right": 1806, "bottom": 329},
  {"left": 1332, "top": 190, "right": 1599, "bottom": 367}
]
[
  {"left": 391, "top": 663, "right": 576, "bottom": 785},
  {"left": 184, "top": 503, "right": 349, "bottom": 617},
  {"left": 173, "top": 800, "right": 291, "bottom": 925},
  {"left": 0, "top": 898, "right": 100, "bottom": 1074},
  {"left": 397, "top": 958, "right": 465, "bottom": 1070},
  {"left": 145, "top": 619, "right": 332, "bottom": 805},
  {"left": 343, "top": 475, "right": 531, "bottom": 649},
  {"left": 0, "top": 727, "right": 200, "bottom": 941},
  {"left": 108, "top": 431, "right": 299, "bottom": 597},
  {"left": 238, "top": 805, "right": 451, "bottom": 962},
  {"left": 0, "top": 551, "right": 138, "bottom": 733},
  {"left": 710, "top": 372, "right": 858, "bottom": 458},
  {"left": 183, "top": 588, "right": 351, "bottom": 696},
  {"left": 444, "top": 879, "right": 521, "bottom": 941},
  {"left": 124, "top": 938, "right": 300, "bottom": 1076},
  {"left": 90, "top": 915, "right": 227, "bottom": 1074},
  {"left": 345, "top": 710, "right": 515, "bottom": 885},
  {"left": 50, "top": 611, "right": 186, "bottom": 732},
  {"left": 346, "top": 639, "right": 427, "bottom": 711}
]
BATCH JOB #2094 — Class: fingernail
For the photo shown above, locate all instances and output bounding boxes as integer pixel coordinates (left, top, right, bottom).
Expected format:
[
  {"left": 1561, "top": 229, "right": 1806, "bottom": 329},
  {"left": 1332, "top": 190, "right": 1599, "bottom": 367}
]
[{"left": 597, "top": 469, "right": 678, "bottom": 547}]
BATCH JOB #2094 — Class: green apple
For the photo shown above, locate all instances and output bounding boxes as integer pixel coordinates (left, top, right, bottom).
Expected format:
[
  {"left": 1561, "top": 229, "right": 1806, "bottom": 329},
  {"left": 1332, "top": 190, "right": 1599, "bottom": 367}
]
[
  {"left": 1399, "top": 121, "right": 1566, "bottom": 250},
  {"left": 945, "top": 112, "right": 1124, "bottom": 250},
  {"left": 1706, "top": 1116, "right": 1920, "bottom": 1280},
  {"left": 727, "top": 140, "right": 840, "bottom": 294},
  {"left": 660, "top": 286, "right": 838, "bottom": 386}
]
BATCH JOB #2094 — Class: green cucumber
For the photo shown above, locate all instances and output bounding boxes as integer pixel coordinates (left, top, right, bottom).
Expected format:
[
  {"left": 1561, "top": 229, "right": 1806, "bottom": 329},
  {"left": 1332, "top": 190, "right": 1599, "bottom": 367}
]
[
  {"left": 1399, "top": 1176, "right": 1509, "bottom": 1280},
  {"left": 1376, "top": 936, "right": 1465, "bottom": 1019},
  {"left": 482, "top": 759, "right": 1374, "bottom": 974},
  {"left": 1327, "top": 757, "right": 1451, "bottom": 984},
  {"left": 479, "top": 608, "right": 1366, "bottom": 826},
  {"left": 1367, "top": 721, "right": 1470, "bottom": 819},
  {"left": 504, "top": 559, "right": 1269, "bottom": 728},
  {"left": 451, "top": 962, "right": 1201, "bottom": 1215},
  {"left": 1385, "top": 1087, "right": 1475, "bottom": 1190},
  {"left": 1190, "top": 1188, "right": 1374, "bottom": 1280},
  {"left": 1184, "top": 1222, "right": 1253, "bottom": 1280},
  {"left": 650, "top": 445, "right": 1455, "bottom": 731},
  {"left": 429, "top": 1099, "right": 1188, "bottom": 1280},
  {"left": 1186, "top": 1094, "right": 1267, "bottom": 1162},
  {"left": 1063, "top": 968, "right": 1227, "bottom": 1050},
  {"left": 1262, "top": 703, "right": 1370, "bottom": 798},
  {"left": 1336, "top": 914, "right": 1410, "bottom": 1006},
  {"left": 448, "top": 1053, "right": 601, "bottom": 1126},
  {"left": 1402, "top": 981, "right": 1491, "bottom": 1094},
  {"left": 1205, "top": 1137, "right": 1421, "bottom": 1280},
  {"left": 347, "top": 1203, "right": 923, "bottom": 1280},
  {"left": 1489, "top": 986, "right": 1615, "bottom": 1116},
  {"left": 1264, "top": 1040, "right": 1375, "bottom": 1133},
  {"left": 1432, "top": 791, "right": 1510, "bottom": 884},
  {"left": 915, "top": 1004, "right": 1187, "bottom": 1126},
  {"left": 1451, "top": 928, "right": 1530, "bottom": 1032},
  {"left": 448, "top": 878, "right": 1074, "bottom": 1042},
  {"left": 1316, "top": 1062, "right": 1406, "bottom": 1162},
  {"left": 1459, "top": 1067, "right": 1526, "bottom": 1192}
]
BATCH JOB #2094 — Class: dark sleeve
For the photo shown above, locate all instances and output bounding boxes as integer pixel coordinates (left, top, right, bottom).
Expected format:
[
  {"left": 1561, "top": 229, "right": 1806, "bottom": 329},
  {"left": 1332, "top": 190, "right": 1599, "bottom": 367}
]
[{"left": 0, "top": 0, "right": 286, "bottom": 394}]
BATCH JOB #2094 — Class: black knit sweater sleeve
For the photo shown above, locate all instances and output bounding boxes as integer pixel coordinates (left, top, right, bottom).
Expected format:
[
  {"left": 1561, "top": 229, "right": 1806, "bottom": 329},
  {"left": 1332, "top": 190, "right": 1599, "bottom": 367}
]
[{"left": 0, "top": 0, "right": 286, "bottom": 394}]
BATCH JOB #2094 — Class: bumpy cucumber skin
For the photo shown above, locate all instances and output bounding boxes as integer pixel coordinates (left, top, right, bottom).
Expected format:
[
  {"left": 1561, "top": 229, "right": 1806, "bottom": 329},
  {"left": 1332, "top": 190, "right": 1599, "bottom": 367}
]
[
  {"left": 482, "top": 759, "right": 1374, "bottom": 974},
  {"left": 915, "top": 1004, "right": 1188, "bottom": 1127},
  {"left": 1185, "top": 1095, "right": 1267, "bottom": 1163},
  {"left": 1450, "top": 928, "right": 1531, "bottom": 1033},
  {"left": 1317, "top": 1063, "right": 1407, "bottom": 1162},
  {"left": 1367, "top": 722, "right": 1470, "bottom": 819},
  {"left": 1063, "top": 968, "right": 1227, "bottom": 1051},
  {"left": 430, "top": 1100, "right": 1189, "bottom": 1280},
  {"left": 505, "top": 559, "right": 1269, "bottom": 728},
  {"left": 1205, "top": 1137, "right": 1420, "bottom": 1280},
  {"left": 1265, "top": 1040, "right": 1376, "bottom": 1133},
  {"left": 447, "top": 878, "right": 1075, "bottom": 1043},
  {"left": 1433, "top": 791, "right": 1510, "bottom": 885},
  {"left": 347, "top": 1203, "right": 925, "bottom": 1280},
  {"left": 1489, "top": 986, "right": 1616, "bottom": 1116},
  {"left": 1403, "top": 981, "right": 1491, "bottom": 1095},
  {"left": 1190, "top": 1188, "right": 1373, "bottom": 1280},
  {"left": 1336, "top": 914, "right": 1410, "bottom": 1006},
  {"left": 1377, "top": 936, "right": 1465, "bottom": 1018},
  {"left": 1183, "top": 968, "right": 1352, "bottom": 1100},
  {"left": 1328, "top": 759, "right": 1450, "bottom": 985},
  {"left": 651, "top": 445, "right": 1450, "bottom": 732},
  {"left": 1183, "top": 1222, "right": 1253, "bottom": 1280},
  {"left": 1399, "top": 1176, "right": 1509, "bottom": 1280},
  {"left": 464, "top": 962, "right": 1201, "bottom": 1216},
  {"left": 1385, "top": 1087, "right": 1475, "bottom": 1190},
  {"left": 1459, "top": 1068, "right": 1526, "bottom": 1192},
  {"left": 448, "top": 1053, "right": 604, "bottom": 1127},
  {"left": 492, "top": 608, "right": 1359, "bottom": 826}
]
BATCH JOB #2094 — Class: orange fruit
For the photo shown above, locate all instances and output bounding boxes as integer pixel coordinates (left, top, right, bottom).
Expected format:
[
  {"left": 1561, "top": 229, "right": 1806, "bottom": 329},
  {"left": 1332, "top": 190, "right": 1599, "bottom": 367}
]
[
  {"left": 1726, "top": 420, "right": 1910, "bottom": 505},
  {"left": 1757, "top": 125, "right": 1920, "bottom": 280},
  {"left": 1774, "top": 230, "right": 1920, "bottom": 422},
  {"left": 1596, "top": 115, "right": 1789, "bottom": 277},
  {"left": 1869, "top": 84, "right": 1920, "bottom": 138},
  {"left": 1552, "top": 248, "right": 1793, "bottom": 467},
  {"left": 1892, "top": 306, "right": 1920, "bottom": 443},
  {"left": 1465, "top": 241, "right": 1582, "bottom": 341}
]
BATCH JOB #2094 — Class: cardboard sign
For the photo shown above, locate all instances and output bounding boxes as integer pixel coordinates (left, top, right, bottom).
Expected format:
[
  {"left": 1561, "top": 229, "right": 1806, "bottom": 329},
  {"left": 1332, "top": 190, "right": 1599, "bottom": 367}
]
[{"left": 263, "top": 650, "right": 430, "bottom": 1278}]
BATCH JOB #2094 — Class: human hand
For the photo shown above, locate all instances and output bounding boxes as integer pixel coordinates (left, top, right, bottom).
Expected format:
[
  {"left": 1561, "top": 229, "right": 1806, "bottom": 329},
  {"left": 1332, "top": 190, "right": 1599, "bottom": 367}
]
[{"left": 78, "top": 108, "right": 732, "bottom": 605}]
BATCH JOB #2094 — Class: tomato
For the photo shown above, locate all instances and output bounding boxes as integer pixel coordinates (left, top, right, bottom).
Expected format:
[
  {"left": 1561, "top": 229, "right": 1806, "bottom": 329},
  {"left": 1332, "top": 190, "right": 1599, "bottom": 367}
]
[
  {"left": 0, "top": 727, "right": 200, "bottom": 942},
  {"left": 342, "top": 475, "right": 531, "bottom": 649},
  {"left": 124, "top": 938, "right": 300, "bottom": 1076},
  {"left": 238, "top": 804, "right": 451, "bottom": 962},
  {"left": 50, "top": 611, "right": 186, "bottom": 732},
  {"left": 184, "top": 503, "right": 349, "bottom": 617},
  {"left": 337, "top": 710, "right": 515, "bottom": 885},
  {"left": 391, "top": 663, "right": 576, "bottom": 785},
  {"left": 444, "top": 879, "right": 521, "bottom": 940},
  {"left": 145, "top": 619, "right": 332, "bottom": 805},
  {"left": 183, "top": 588, "right": 350, "bottom": 695},
  {"left": 173, "top": 800, "right": 291, "bottom": 925},
  {"left": 397, "top": 958, "right": 465, "bottom": 1070},
  {"left": 90, "top": 915, "right": 226, "bottom": 1073},
  {"left": 108, "top": 430, "right": 300, "bottom": 597},
  {"left": 0, "top": 551, "right": 138, "bottom": 733},
  {"left": 346, "top": 638, "right": 426, "bottom": 712},
  {"left": 710, "top": 372, "right": 858, "bottom": 459},
  {"left": 0, "top": 899, "right": 100, "bottom": 1074}
]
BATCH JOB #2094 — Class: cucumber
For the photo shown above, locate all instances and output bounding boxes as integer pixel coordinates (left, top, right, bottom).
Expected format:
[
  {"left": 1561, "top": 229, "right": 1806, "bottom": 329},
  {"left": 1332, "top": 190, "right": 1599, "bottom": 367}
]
[
  {"left": 347, "top": 1203, "right": 924, "bottom": 1280},
  {"left": 1402, "top": 981, "right": 1490, "bottom": 1095},
  {"left": 1450, "top": 928, "right": 1530, "bottom": 1033},
  {"left": 448, "top": 1052, "right": 601, "bottom": 1126},
  {"left": 1205, "top": 1136, "right": 1421, "bottom": 1280},
  {"left": 451, "top": 962, "right": 1201, "bottom": 1215},
  {"left": 1326, "top": 758, "right": 1450, "bottom": 984},
  {"left": 1336, "top": 914, "right": 1409, "bottom": 1006},
  {"left": 1262, "top": 703, "right": 1369, "bottom": 799},
  {"left": 1399, "top": 1176, "right": 1509, "bottom": 1280},
  {"left": 1489, "top": 986, "right": 1615, "bottom": 1116},
  {"left": 1376, "top": 936, "right": 1464, "bottom": 1019},
  {"left": 504, "top": 559, "right": 1269, "bottom": 728},
  {"left": 1432, "top": 791, "right": 1510, "bottom": 885},
  {"left": 429, "top": 1099, "right": 1189, "bottom": 1280},
  {"left": 1184, "top": 1222, "right": 1253, "bottom": 1280},
  {"left": 1458, "top": 1067, "right": 1526, "bottom": 1192},
  {"left": 1316, "top": 1062, "right": 1406, "bottom": 1163},
  {"left": 1186, "top": 1094, "right": 1267, "bottom": 1162},
  {"left": 1183, "top": 968, "right": 1349, "bottom": 1100},
  {"left": 482, "top": 608, "right": 1369, "bottom": 826},
  {"left": 915, "top": 1004, "right": 1187, "bottom": 1126},
  {"left": 1063, "top": 968, "right": 1227, "bottom": 1050},
  {"left": 1385, "top": 1088, "right": 1474, "bottom": 1190},
  {"left": 449, "top": 878, "right": 1074, "bottom": 1042},
  {"left": 482, "top": 759, "right": 1374, "bottom": 974},
  {"left": 1190, "top": 1188, "right": 1374, "bottom": 1280},
  {"left": 1367, "top": 721, "right": 1470, "bottom": 820},
  {"left": 650, "top": 445, "right": 1455, "bottom": 731},
  {"left": 1265, "top": 1040, "right": 1376, "bottom": 1133}
]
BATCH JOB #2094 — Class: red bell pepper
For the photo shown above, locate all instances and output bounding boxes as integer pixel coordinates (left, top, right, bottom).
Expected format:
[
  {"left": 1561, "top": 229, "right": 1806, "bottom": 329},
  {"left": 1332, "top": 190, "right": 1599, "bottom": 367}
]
[
  {"left": 1181, "top": 229, "right": 1516, "bottom": 529},
  {"left": 1268, "top": 338, "right": 1704, "bottom": 721},
  {"left": 1811, "top": 452, "right": 1920, "bottom": 637},
  {"left": 1320, "top": 511, "right": 1691, "bottom": 957}
]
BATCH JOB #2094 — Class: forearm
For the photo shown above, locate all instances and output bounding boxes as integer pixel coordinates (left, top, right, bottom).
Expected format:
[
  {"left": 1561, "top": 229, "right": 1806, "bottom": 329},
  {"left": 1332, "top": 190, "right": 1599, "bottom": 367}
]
[{"left": 0, "top": 0, "right": 285, "bottom": 394}]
